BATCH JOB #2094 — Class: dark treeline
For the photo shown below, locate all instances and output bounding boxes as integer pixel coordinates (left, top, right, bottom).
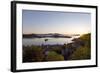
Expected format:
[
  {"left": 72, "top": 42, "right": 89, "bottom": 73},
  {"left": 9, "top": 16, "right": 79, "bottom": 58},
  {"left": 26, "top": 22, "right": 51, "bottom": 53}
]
[{"left": 23, "top": 33, "right": 72, "bottom": 38}]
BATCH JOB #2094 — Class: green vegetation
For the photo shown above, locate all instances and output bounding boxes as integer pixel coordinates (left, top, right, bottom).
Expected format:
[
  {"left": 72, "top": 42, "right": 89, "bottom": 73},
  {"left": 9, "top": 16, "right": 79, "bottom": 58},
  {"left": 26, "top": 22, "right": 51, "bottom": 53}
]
[
  {"left": 23, "top": 45, "right": 44, "bottom": 62},
  {"left": 79, "top": 33, "right": 91, "bottom": 48},
  {"left": 69, "top": 33, "right": 91, "bottom": 60},
  {"left": 46, "top": 51, "right": 64, "bottom": 61},
  {"left": 68, "top": 46, "right": 90, "bottom": 60},
  {"left": 49, "top": 46, "right": 63, "bottom": 54},
  {"left": 23, "top": 33, "right": 91, "bottom": 62}
]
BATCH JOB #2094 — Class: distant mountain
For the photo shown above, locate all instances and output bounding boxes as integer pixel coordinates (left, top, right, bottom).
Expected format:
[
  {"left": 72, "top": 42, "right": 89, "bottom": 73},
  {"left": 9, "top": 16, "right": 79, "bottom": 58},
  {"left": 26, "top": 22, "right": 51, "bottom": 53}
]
[{"left": 23, "top": 33, "right": 72, "bottom": 38}]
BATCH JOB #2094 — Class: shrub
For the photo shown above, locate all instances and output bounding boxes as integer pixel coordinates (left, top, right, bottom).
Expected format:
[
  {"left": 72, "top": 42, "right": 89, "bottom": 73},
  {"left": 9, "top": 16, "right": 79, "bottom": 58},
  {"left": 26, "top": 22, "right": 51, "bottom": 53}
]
[
  {"left": 68, "top": 33, "right": 91, "bottom": 60},
  {"left": 23, "top": 45, "right": 44, "bottom": 62},
  {"left": 68, "top": 46, "right": 91, "bottom": 60},
  {"left": 46, "top": 51, "right": 64, "bottom": 61}
]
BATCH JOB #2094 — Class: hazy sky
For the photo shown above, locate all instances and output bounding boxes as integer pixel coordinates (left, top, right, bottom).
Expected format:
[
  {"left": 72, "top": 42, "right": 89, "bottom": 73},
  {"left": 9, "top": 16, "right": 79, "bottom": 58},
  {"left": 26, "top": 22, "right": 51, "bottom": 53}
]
[{"left": 22, "top": 10, "right": 91, "bottom": 34}]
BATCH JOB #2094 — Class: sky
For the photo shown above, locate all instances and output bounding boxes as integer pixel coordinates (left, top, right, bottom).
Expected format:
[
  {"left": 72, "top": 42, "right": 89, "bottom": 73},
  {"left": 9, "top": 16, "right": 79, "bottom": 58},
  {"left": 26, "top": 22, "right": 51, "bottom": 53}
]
[{"left": 22, "top": 10, "right": 91, "bottom": 35}]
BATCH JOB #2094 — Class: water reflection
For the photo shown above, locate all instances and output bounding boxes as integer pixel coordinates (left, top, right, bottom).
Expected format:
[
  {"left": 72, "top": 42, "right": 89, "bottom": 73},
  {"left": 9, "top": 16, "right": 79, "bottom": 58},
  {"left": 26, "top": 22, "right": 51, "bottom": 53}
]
[{"left": 23, "top": 36, "right": 80, "bottom": 46}]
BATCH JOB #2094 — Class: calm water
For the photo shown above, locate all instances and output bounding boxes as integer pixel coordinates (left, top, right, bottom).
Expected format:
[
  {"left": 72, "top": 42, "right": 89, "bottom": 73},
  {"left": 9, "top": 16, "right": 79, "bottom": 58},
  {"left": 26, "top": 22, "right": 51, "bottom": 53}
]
[{"left": 23, "top": 36, "right": 80, "bottom": 46}]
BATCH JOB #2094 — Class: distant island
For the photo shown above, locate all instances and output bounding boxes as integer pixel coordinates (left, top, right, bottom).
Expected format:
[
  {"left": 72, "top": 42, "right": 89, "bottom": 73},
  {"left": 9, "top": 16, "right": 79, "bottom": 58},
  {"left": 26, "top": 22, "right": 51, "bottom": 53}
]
[{"left": 23, "top": 33, "right": 79, "bottom": 38}]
